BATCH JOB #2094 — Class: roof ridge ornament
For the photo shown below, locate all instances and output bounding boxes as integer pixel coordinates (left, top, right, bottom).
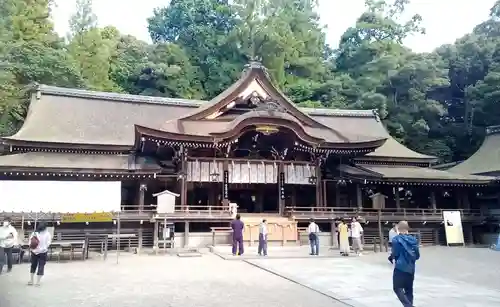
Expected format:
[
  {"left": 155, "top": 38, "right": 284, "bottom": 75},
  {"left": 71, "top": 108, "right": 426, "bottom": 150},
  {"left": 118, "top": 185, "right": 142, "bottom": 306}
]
[{"left": 243, "top": 59, "right": 270, "bottom": 78}]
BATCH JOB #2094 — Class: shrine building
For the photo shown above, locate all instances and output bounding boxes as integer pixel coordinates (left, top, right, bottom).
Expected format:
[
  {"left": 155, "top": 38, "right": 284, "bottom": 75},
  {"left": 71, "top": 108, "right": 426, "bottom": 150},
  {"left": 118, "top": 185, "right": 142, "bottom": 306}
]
[{"left": 0, "top": 62, "right": 495, "bottom": 249}]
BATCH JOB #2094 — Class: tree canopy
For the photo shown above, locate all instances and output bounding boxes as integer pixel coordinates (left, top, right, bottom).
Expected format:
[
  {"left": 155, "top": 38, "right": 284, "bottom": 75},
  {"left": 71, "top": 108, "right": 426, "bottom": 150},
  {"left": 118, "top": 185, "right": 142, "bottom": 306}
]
[{"left": 2, "top": 0, "right": 500, "bottom": 163}]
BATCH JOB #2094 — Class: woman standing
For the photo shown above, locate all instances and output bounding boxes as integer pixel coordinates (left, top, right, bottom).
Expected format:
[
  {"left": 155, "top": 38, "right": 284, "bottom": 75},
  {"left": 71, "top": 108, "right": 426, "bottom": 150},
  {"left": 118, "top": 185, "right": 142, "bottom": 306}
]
[
  {"left": 28, "top": 222, "right": 52, "bottom": 286},
  {"left": 338, "top": 219, "right": 350, "bottom": 256}
]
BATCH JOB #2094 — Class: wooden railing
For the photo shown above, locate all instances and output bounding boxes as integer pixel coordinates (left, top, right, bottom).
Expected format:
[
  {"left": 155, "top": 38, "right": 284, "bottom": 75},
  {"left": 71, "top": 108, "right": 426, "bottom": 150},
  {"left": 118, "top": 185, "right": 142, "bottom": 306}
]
[
  {"left": 121, "top": 204, "right": 231, "bottom": 216},
  {"left": 286, "top": 207, "right": 483, "bottom": 219}
]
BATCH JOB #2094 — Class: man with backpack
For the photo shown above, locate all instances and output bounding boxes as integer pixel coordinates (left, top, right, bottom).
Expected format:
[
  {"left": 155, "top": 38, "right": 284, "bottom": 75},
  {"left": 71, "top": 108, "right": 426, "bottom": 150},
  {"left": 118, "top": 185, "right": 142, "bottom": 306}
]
[
  {"left": 390, "top": 221, "right": 420, "bottom": 307},
  {"left": 28, "top": 222, "right": 52, "bottom": 286}
]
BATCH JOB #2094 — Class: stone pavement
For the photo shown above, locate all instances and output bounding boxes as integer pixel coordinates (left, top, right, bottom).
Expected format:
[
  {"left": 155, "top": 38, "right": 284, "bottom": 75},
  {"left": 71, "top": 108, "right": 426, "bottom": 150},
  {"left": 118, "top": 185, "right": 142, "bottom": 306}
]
[
  {"left": 247, "top": 246, "right": 500, "bottom": 307},
  {"left": 2, "top": 247, "right": 499, "bottom": 307},
  {"left": 0, "top": 252, "right": 346, "bottom": 307},
  {"left": 211, "top": 245, "right": 353, "bottom": 260}
]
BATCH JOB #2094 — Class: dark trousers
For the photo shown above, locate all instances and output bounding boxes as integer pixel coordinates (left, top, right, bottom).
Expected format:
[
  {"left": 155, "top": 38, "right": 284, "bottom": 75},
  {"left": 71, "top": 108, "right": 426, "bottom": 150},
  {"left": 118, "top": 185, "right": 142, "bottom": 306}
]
[
  {"left": 393, "top": 269, "right": 414, "bottom": 307},
  {"left": 232, "top": 236, "right": 244, "bottom": 255},
  {"left": 258, "top": 233, "right": 267, "bottom": 255},
  {"left": 30, "top": 252, "right": 47, "bottom": 276},
  {"left": 0, "top": 247, "right": 13, "bottom": 273}
]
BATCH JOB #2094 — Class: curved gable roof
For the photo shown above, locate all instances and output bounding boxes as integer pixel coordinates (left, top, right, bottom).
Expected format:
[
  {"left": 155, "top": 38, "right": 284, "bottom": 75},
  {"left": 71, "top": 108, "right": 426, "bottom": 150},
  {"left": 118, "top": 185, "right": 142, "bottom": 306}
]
[
  {"left": 448, "top": 125, "right": 500, "bottom": 175},
  {"left": 2, "top": 84, "right": 435, "bottom": 163}
]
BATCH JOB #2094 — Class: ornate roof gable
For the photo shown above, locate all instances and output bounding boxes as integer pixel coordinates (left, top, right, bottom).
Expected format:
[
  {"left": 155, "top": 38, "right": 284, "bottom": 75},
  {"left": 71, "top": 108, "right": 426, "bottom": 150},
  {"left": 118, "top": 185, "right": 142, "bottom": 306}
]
[{"left": 179, "top": 61, "right": 327, "bottom": 128}]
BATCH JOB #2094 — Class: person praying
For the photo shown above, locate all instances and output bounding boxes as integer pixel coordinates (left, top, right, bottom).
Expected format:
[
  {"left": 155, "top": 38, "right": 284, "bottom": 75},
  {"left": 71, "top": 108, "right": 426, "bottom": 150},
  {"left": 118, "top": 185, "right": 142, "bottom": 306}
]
[{"left": 230, "top": 214, "right": 244, "bottom": 256}]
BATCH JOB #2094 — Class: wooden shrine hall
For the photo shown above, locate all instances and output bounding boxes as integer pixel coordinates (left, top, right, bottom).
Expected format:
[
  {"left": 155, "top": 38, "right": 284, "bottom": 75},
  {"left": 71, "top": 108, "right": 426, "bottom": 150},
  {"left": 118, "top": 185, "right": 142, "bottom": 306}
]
[{"left": 0, "top": 61, "right": 496, "bottom": 248}]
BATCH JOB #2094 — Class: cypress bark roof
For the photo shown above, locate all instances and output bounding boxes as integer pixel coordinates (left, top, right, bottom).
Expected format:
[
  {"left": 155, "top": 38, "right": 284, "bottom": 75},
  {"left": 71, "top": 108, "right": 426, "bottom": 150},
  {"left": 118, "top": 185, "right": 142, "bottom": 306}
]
[
  {"left": 448, "top": 125, "right": 500, "bottom": 175},
  {"left": 2, "top": 84, "right": 436, "bottom": 162}
]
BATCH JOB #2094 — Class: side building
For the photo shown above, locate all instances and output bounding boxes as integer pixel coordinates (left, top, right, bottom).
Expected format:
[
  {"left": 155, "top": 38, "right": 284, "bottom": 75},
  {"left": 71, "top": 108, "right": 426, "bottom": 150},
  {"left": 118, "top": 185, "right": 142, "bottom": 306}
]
[{"left": 0, "top": 62, "right": 494, "bottom": 248}]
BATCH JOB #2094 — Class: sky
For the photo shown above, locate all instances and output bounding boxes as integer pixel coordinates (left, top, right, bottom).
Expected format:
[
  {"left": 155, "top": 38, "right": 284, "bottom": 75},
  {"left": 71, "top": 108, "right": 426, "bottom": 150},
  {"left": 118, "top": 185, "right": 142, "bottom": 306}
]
[{"left": 52, "top": 0, "right": 497, "bottom": 53}]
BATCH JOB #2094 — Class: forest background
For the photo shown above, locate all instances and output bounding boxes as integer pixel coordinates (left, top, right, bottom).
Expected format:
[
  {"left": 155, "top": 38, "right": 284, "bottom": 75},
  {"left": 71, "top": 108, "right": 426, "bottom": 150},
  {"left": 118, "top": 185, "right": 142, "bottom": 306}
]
[{"left": 2, "top": 0, "right": 500, "bottom": 164}]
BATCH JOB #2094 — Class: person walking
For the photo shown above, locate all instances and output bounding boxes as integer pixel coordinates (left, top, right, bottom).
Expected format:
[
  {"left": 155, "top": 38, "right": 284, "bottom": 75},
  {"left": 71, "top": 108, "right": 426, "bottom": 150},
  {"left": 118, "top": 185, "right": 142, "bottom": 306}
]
[
  {"left": 388, "top": 223, "right": 399, "bottom": 262},
  {"left": 390, "top": 221, "right": 420, "bottom": 307},
  {"left": 230, "top": 214, "right": 244, "bottom": 256},
  {"left": 28, "top": 222, "right": 52, "bottom": 286},
  {"left": 257, "top": 219, "right": 268, "bottom": 256},
  {"left": 351, "top": 217, "right": 364, "bottom": 256},
  {"left": 0, "top": 217, "right": 18, "bottom": 274},
  {"left": 307, "top": 219, "right": 320, "bottom": 255},
  {"left": 338, "top": 219, "right": 350, "bottom": 256}
]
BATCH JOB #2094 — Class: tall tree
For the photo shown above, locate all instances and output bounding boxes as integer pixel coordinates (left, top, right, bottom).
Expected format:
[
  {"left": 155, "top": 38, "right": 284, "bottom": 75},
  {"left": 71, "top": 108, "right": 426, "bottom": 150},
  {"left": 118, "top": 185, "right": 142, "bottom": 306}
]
[
  {"left": 0, "top": 0, "right": 84, "bottom": 136},
  {"left": 67, "top": 1, "right": 118, "bottom": 91},
  {"left": 68, "top": 0, "right": 97, "bottom": 39},
  {"left": 148, "top": 0, "right": 242, "bottom": 97}
]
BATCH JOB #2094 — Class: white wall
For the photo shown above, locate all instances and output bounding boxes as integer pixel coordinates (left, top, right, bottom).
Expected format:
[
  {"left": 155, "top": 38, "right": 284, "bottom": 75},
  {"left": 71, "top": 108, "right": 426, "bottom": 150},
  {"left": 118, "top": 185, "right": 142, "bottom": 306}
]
[{"left": 0, "top": 180, "right": 122, "bottom": 213}]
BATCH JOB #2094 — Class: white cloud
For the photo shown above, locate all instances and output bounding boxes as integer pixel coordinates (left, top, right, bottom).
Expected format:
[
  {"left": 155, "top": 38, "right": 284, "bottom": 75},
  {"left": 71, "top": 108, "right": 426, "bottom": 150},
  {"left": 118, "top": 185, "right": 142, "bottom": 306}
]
[{"left": 52, "top": 0, "right": 496, "bottom": 52}]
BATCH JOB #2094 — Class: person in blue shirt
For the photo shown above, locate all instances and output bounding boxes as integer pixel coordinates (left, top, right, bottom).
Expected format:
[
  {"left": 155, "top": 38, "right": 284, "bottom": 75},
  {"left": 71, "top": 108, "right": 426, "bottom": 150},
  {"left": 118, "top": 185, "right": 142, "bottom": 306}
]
[{"left": 390, "top": 221, "right": 420, "bottom": 307}]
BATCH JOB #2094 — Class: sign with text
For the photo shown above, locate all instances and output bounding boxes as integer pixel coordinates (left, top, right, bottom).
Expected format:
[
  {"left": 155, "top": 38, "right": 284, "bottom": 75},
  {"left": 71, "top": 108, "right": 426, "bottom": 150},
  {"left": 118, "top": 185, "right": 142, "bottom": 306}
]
[
  {"left": 443, "top": 210, "right": 465, "bottom": 245},
  {"left": 61, "top": 212, "right": 114, "bottom": 223},
  {"left": 279, "top": 172, "right": 285, "bottom": 200},
  {"left": 223, "top": 170, "right": 229, "bottom": 200}
]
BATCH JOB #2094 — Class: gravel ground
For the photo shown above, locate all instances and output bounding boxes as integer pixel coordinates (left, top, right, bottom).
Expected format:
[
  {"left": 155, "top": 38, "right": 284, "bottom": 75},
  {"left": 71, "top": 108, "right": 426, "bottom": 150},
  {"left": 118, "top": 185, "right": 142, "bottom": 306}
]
[{"left": 0, "top": 252, "right": 347, "bottom": 307}]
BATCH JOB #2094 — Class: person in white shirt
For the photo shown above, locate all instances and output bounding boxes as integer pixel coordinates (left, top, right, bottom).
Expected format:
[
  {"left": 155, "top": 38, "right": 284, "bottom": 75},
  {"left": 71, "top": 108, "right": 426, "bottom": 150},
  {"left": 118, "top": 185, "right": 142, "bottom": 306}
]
[
  {"left": 351, "top": 217, "right": 364, "bottom": 256},
  {"left": 28, "top": 222, "right": 52, "bottom": 286},
  {"left": 258, "top": 219, "right": 268, "bottom": 256},
  {"left": 307, "top": 219, "right": 320, "bottom": 256},
  {"left": 0, "top": 217, "right": 18, "bottom": 274},
  {"left": 388, "top": 223, "right": 398, "bottom": 262}
]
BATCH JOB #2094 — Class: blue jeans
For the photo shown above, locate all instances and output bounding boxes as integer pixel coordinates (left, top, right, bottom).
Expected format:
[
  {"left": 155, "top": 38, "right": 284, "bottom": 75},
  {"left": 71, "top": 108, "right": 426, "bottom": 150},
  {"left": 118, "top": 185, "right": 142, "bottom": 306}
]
[
  {"left": 393, "top": 269, "right": 414, "bottom": 306},
  {"left": 258, "top": 233, "right": 267, "bottom": 256},
  {"left": 309, "top": 234, "right": 319, "bottom": 255}
]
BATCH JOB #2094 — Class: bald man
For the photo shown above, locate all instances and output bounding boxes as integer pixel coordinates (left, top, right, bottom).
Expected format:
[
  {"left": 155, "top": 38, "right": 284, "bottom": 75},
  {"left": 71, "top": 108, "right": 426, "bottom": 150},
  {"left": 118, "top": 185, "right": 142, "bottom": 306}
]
[{"left": 390, "top": 221, "right": 420, "bottom": 307}]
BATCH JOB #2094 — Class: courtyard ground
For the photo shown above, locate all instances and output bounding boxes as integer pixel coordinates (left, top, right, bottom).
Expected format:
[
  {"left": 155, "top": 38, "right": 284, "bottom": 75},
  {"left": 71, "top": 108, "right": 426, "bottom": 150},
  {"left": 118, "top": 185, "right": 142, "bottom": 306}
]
[{"left": 1, "top": 246, "right": 499, "bottom": 307}]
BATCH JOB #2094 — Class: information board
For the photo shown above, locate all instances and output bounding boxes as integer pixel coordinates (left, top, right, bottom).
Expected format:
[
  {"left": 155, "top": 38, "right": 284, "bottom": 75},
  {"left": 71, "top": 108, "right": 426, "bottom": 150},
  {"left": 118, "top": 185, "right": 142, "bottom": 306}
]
[{"left": 443, "top": 210, "right": 465, "bottom": 246}]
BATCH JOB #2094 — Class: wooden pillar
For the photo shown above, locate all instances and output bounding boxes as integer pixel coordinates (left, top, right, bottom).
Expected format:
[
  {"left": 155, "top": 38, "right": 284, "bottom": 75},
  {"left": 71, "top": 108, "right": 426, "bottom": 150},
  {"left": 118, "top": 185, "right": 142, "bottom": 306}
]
[
  {"left": 184, "top": 221, "right": 190, "bottom": 248},
  {"left": 180, "top": 147, "right": 188, "bottom": 210},
  {"left": 138, "top": 224, "right": 143, "bottom": 253},
  {"left": 153, "top": 221, "right": 159, "bottom": 250},
  {"left": 395, "top": 187, "right": 401, "bottom": 209},
  {"left": 430, "top": 191, "right": 437, "bottom": 211},
  {"left": 335, "top": 184, "right": 341, "bottom": 206},
  {"left": 278, "top": 162, "right": 285, "bottom": 215},
  {"left": 356, "top": 184, "right": 363, "bottom": 209},
  {"left": 462, "top": 190, "right": 470, "bottom": 210},
  {"left": 455, "top": 189, "right": 463, "bottom": 209},
  {"left": 315, "top": 160, "right": 322, "bottom": 207},
  {"left": 322, "top": 180, "right": 327, "bottom": 207},
  {"left": 138, "top": 182, "right": 146, "bottom": 212}
]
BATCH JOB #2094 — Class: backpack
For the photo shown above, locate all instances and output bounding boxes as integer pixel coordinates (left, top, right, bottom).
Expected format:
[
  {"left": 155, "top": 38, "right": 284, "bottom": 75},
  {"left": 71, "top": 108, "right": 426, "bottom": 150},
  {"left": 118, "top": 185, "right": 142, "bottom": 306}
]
[{"left": 30, "top": 234, "right": 40, "bottom": 249}]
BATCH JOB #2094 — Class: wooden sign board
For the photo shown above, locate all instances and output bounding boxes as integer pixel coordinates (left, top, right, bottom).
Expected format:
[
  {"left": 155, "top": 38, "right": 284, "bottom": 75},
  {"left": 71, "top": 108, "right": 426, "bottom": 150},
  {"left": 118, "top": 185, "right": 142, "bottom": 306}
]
[{"left": 61, "top": 212, "right": 113, "bottom": 223}]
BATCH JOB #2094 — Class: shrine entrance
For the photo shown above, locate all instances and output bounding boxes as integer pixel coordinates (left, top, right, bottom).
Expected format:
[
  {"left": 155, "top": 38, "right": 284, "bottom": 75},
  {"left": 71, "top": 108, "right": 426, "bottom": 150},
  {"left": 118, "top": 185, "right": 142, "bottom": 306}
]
[{"left": 227, "top": 183, "right": 279, "bottom": 213}]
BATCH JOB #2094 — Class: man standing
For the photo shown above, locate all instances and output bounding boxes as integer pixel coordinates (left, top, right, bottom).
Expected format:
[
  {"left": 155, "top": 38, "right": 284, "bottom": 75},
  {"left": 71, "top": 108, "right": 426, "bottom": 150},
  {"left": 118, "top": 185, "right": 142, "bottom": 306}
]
[
  {"left": 258, "top": 219, "right": 268, "bottom": 256},
  {"left": 230, "top": 214, "right": 244, "bottom": 256},
  {"left": 351, "top": 217, "right": 363, "bottom": 256},
  {"left": 0, "top": 217, "right": 18, "bottom": 274},
  {"left": 390, "top": 221, "right": 420, "bottom": 307},
  {"left": 307, "top": 219, "right": 320, "bottom": 255},
  {"left": 388, "top": 223, "right": 399, "bottom": 262}
]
